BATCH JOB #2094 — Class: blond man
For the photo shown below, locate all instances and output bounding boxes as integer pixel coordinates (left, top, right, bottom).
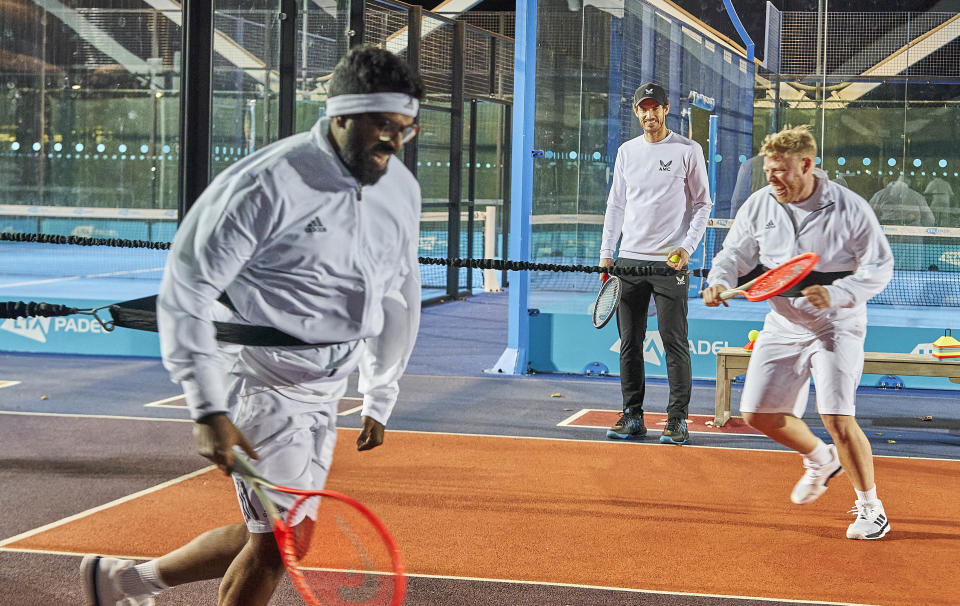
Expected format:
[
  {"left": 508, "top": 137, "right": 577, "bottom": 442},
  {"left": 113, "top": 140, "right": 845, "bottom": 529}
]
[{"left": 702, "top": 125, "right": 894, "bottom": 540}]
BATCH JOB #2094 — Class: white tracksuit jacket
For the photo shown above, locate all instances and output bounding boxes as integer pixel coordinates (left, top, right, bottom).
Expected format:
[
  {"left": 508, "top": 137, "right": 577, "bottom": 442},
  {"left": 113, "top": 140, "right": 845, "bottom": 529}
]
[
  {"left": 707, "top": 169, "right": 894, "bottom": 335},
  {"left": 157, "top": 117, "right": 421, "bottom": 424}
]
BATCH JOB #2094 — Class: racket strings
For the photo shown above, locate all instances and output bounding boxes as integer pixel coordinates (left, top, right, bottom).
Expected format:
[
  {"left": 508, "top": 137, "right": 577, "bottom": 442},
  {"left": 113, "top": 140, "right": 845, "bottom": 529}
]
[
  {"left": 595, "top": 288, "right": 619, "bottom": 314},
  {"left": 282, "top": 494, "right": 403, "bottom": 606},
  {"left": 592, "top": 276, "right": 623, "bottom": 328}
]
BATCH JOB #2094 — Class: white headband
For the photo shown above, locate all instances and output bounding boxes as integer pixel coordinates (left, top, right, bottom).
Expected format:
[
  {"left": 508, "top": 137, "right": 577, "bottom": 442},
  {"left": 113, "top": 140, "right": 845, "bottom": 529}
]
[{"left": 325, "top": 92, "right": 419, "bottom": 118}]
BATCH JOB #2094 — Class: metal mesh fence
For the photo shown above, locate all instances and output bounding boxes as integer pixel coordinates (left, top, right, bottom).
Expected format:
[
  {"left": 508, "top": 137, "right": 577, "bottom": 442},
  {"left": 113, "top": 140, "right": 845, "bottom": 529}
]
[
  {"left": 362, "top": 1, "right": 409, "bottom": 56},
  {"left": 361, "top": 2, "right": 512, "bottom": 104},
  {"left": 463, "top": 26, "right": 492, "bottom": 98},
  {"left": 493, "top": 33, "right": 514, "bottom": 98},
  {"left": 448, "top": 11, "right": 515, "bottom": 38},
  {"left": 420, "top": 15, "right": 454, "bottom": 104},
  {"left": 779, "top": 11, "right": 960, "bottom": 78},
  {"left": 71, "top": 8, "right": 178, "bottom": 72}
]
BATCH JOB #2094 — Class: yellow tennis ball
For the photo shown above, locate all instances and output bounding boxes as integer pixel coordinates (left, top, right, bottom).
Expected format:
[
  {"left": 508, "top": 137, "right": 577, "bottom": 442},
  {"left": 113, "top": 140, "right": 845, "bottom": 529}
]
[
  {"left": 748, "top": 329, "right": 760, "bottom": 342},
  {"left": 668, "top": 254, "right": 680, "bottom": 263}
]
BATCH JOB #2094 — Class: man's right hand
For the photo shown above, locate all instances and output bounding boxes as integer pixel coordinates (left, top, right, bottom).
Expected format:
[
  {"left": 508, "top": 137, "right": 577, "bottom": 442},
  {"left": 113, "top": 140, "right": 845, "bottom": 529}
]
[
  {"left": 599, "top": 257, "right": 614, "bottom": 282},
  {"left": 193, "top": 413, "right": 258, "bottom": 475},
  {"left": 702, "top": 284, "right": 729, "bottom": 307}
]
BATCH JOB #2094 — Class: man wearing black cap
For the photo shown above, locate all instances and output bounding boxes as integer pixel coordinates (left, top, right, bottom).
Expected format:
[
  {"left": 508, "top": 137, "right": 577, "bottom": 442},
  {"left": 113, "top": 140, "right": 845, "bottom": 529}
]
[{"left": 600, "top": 81, "right": 712, "bottom": 445}]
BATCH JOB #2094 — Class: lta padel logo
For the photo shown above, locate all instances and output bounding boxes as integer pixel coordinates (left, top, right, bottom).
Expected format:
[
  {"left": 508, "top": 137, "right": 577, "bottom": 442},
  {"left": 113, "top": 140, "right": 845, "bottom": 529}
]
[
  {"left": 609, "top": 330, "right": 730, "bottom": 366},
  {"left": 1, "top": 317, "right": 52, "bottom": 343},
  {"left": 609, "top": 332, "right": 666, "bottom": 366},
  {"left": 1, "top": 316, "right": 110, "bottom": 343}
]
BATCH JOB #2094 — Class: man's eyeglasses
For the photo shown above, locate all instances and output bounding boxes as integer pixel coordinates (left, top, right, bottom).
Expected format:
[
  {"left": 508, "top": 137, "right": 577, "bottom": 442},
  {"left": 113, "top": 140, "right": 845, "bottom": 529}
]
[{"left": 372, "top": 115, "right": 419, "bottom": 144}]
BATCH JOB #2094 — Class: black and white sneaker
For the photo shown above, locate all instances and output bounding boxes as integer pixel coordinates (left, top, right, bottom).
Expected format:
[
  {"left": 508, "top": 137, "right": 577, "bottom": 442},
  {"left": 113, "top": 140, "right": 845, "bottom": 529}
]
[{"left": 846, "top": 500, "right": 891, "bottom": 540}]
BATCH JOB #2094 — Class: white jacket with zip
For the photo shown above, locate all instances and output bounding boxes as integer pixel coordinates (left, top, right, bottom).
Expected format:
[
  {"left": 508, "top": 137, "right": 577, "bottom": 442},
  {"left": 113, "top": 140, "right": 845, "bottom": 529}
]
[
  {"left": 157, "top": 117, "right": 421, "bottom": 424},
  {"left": 707, "top": 169, "right": 893, "bottom": 335}
]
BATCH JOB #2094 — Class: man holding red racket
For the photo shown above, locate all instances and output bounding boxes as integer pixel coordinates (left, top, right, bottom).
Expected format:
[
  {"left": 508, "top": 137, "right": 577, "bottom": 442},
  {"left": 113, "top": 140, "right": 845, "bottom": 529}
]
[
  {"left": 702, "top": 125, "right": 895, "bottom": 540},
  {"left": 81, "top": 46, "right": 424, "bottom": 605}
]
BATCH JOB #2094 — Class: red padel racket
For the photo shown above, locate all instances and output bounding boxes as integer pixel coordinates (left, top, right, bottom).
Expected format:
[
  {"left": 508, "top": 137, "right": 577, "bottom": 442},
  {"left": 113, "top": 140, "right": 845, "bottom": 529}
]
[
  {"left": 719, "top": 252, "right": 820, "bottom": 302},
  {"left": 232, "top": 455, "right": 406, "bottom": 606}
]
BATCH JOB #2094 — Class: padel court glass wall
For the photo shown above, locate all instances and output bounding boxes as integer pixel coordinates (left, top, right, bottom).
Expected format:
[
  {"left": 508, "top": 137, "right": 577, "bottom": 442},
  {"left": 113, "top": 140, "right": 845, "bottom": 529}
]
[
  {"left": 523, "top": 1, "right": 960, "bottom": 309},
  {"left": 358, "top": 1, "right": 514, "bottom": 301},
  {"left": 0, "top": 0, "right": 511, "bottom": 307},
  {"left": 728, "top": 6, "right": 960, "bottom": 308},
  {"left": 503, "top": 1, "right": 960, "bottom": 378},
  {"left": 525, "top": 0, "right": 754, "bottom": 301}
]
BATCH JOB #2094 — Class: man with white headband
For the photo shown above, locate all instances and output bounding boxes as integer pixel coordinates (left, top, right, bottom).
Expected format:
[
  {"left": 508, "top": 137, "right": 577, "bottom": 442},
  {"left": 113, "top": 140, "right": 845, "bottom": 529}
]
[{"left": 81, "top": 45, "right": 424, "bottom": 606}]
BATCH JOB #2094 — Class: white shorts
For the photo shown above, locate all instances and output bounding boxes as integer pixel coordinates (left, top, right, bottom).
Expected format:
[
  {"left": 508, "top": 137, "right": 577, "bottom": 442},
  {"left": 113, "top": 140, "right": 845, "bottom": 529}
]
[
  {"left": 229, "top": 342, "right": 362, "bottom": 534},
  {"left": 739, "top": 323, "right": 865, "bottom": 418}
]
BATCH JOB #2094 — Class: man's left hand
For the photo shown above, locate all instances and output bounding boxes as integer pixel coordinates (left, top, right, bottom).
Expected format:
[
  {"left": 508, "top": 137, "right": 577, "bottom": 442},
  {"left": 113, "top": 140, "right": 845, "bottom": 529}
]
[
  {"left": 356, "top": 415, "right": 385, "bottom": 451},
  {"left": 801, "top": 284, "right": 831, "bottom": 309},
  {"left": 666, "top": 248, "right": 690, "bottom": 270}
]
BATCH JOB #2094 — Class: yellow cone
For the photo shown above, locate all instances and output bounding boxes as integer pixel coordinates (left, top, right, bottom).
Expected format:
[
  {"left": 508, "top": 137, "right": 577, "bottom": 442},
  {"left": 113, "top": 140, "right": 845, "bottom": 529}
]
[{"left": 932, "top": 331, "right": 960, "bottom": 359}]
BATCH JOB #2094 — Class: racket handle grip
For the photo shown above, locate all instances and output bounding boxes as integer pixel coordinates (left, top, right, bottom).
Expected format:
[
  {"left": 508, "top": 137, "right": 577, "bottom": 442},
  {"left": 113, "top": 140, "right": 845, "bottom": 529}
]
[
  {"left": 232, "top": 452, "right": 261, "bottom": 478},
  {"left": 718, "top": 288, "right": 739, "bottom": 300}
]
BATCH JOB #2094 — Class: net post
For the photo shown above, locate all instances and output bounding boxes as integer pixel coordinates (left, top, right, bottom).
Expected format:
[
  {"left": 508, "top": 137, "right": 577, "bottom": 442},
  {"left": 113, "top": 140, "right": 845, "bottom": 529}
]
[{"left": 483, "top": 205, "right": 502, "bottom": 292}]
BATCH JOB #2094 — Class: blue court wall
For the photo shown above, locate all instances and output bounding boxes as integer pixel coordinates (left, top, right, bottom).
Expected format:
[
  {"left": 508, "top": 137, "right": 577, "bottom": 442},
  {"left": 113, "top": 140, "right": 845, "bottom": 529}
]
[{"left": 528, "top": 311, "right": 960, "bottom": 391}]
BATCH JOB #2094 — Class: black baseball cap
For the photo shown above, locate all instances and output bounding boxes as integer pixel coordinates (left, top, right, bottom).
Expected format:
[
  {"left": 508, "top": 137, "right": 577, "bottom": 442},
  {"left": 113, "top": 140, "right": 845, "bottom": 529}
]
[{"left": 634, "top": 82, "right": 668, "bottom": 107}]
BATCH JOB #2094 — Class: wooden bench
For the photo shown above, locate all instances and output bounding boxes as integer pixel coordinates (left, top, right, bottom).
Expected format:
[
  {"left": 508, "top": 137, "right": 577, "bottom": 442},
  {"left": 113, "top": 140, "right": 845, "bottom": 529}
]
[{"left": 714, "top": 347, "right": 960, "bottom": 427}]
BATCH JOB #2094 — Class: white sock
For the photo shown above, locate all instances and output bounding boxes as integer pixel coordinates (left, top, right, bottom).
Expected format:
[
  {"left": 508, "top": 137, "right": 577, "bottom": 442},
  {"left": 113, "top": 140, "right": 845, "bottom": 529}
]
[
  {"left": 804, "top": 439, "right": 832, "bottom": 465},
  {"left": 856, "top": 485, "right": 879, "bottom": 506},
  {"left": 120, "top": 560, "right": 169, "bottom": 596}
]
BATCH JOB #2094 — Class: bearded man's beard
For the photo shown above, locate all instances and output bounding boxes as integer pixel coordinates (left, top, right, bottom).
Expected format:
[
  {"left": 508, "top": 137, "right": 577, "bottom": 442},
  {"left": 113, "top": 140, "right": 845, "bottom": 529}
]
[{"left": 341, "top": 129, "right": 394, "bottom": 186}]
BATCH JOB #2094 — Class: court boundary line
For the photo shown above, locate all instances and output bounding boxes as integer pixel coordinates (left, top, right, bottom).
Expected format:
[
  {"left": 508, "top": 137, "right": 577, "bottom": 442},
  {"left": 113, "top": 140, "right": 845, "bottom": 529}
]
[
  {"left": 0, "top": 466, "right": 215, "bottom": 548},
  {"left": 0, "top": 410, "right": 191, "bottom": 422},
  {"left": 0, "top": 545, "right": 876, "bottom": 606},
  {"left": 0, "top": 410, "right": 955, "bottom": 464},
  {"left": 143, "top": 395, "right": 188, "bottom": 408},
  {"left": 557, "top": 407, "right": 767, "bottom": 437},
  {"left": 142, "top": 395, "right": 363, "bottom": 415},
  {"left": 402, "top": 572, "right": 876, "bottom": 605},
  {"left": 0, "top": 380, "right": 20, "bottom": 389}
]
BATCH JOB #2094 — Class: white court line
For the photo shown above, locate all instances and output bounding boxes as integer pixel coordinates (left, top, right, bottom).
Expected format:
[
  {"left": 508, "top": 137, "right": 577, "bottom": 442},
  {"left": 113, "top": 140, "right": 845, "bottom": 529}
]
[
  {"left": 557, "top": 408, "right": 767, "bottom": 437},
  {"left": 0, "top": 381, "right": 21, "bottom": 389},
  {"left": 0, "top": 465, "right": 215, "bottom": 548},
  {"left": 84, "top": 267, "right": 164, "bottom": 279},
  {"left": 0, "top": 410, "right": 190, "bottom": 423},
  {"left": 0, "top": 411, "right": 955, "bottom": 463},
  {"left": 144, "top": 396, "right": 362, "bottom": 414},
  {"left": 143, "top": 395, "right": 187, "bottom": 409},
  {"left": 0, "top": 267, "right": 163, "bottom": 289},
  {"left": 0, "top": 545, "right": 875, "bottom": 606},
  {"left": 393, "top": 573, "right": 876, "bottom": 606},
  {"left": 0, "top": 275, "right": 80, "bottom": 289},
  {"left": 338, "top": 401, "right": 362, "bottom": 416},
  {"left": 557, "top": 408, "right": 593, "bottom": 427}
]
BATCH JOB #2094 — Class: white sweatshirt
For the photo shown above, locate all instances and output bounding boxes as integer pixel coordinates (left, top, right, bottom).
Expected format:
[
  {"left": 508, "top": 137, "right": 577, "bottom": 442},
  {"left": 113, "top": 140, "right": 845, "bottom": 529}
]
[
  {"left": 600, "top": 131, "right": 712, "bottom": 260},
  {"left": 157, "top": 117, "right": 422, "bottom": 424},
  {"left": 707, "top": 169, "right": 894, "bottom": 334}
]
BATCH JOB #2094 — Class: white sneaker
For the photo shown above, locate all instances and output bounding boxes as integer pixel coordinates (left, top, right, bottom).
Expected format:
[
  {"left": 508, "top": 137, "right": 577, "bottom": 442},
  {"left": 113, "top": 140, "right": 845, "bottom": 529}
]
[
  {"left": 846, "top": 500, "right": 891, "bottom": 540},
  {"left": 790, "top": 444, "right": 844, "bottom": 504},
  {"left": 81, "top": 555, "right": 156, "bottom": 606}
]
